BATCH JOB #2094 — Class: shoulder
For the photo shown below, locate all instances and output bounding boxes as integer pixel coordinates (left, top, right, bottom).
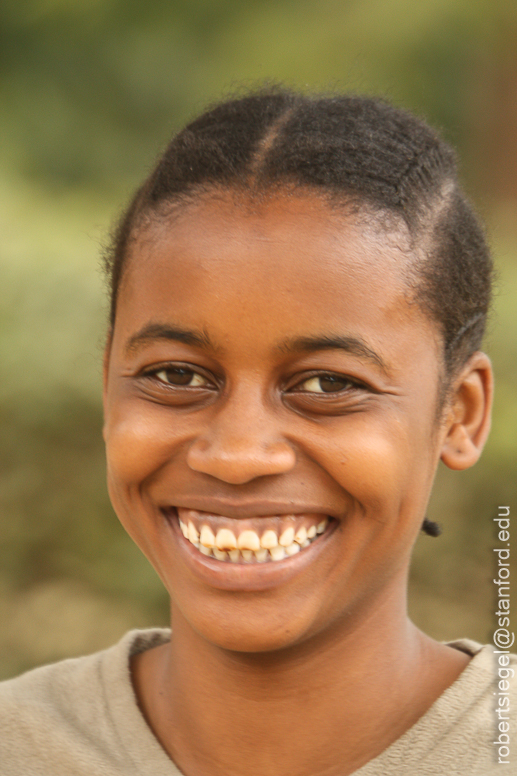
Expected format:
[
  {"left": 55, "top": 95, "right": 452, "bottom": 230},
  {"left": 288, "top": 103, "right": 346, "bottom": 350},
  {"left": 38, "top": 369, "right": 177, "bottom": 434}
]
[
  {"left": 419, "top": 640, "right": 516, "bottom": 773},
  {"left": 440, "top": 639, "right": 516, "bottom": 724},
  {"left": 0, "top": 628, "right": 171, "bottom": 776},
  {"left": 356, "top": 640, "right": 516, "bottom": 776}
]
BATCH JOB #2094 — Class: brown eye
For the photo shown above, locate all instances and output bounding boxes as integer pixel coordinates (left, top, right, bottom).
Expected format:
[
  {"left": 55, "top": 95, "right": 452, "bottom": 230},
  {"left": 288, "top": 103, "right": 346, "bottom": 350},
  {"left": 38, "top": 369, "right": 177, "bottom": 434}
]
[
  {"left": 298, "top": 375, "right": 353, "bottom": 393},
  {"left": 154, "top": 368, "right": 209, "bottom": 387}
]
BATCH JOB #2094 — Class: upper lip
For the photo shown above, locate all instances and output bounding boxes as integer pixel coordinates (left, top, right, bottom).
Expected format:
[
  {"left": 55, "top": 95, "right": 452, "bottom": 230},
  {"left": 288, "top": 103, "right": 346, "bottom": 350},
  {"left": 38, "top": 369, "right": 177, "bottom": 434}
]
[{"left": 162, "top": 497, "right": 340, "bottom": 520}]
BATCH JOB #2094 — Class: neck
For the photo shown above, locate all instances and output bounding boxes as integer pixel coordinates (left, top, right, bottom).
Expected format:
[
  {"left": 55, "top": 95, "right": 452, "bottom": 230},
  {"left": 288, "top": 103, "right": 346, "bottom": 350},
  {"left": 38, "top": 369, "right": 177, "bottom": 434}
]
[{"left": 132, "top": 582, "right": 469, "bottom": 776}]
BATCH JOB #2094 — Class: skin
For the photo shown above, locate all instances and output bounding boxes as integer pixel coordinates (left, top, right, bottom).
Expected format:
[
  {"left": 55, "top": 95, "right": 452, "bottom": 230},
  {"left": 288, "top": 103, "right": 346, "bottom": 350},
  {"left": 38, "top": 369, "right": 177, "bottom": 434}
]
[{"left": 103, "top": 190, "right": 493, "bottom": 776}]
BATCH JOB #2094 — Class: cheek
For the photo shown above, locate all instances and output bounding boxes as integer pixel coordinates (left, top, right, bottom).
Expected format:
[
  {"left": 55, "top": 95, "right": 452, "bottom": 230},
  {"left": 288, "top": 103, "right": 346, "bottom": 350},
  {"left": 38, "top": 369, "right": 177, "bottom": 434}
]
[
  {"left": 103, "top": 404, "right": 179, "bottom": 570},
  {"left": 104, "top": 400, "right": 176, "bottom": 517},
  {"left": 315, "top": 412, "right": 436, "bottom": 520},
  {"left": 107, "top": 415, "right": 159, "bottom": 479}
]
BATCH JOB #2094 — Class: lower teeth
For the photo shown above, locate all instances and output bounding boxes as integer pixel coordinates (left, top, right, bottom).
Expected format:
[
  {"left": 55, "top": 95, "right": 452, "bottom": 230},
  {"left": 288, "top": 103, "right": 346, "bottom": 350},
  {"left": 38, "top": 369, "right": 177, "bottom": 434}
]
[{"left": 193, "top": 544, "right": 314, "bottom": 562}]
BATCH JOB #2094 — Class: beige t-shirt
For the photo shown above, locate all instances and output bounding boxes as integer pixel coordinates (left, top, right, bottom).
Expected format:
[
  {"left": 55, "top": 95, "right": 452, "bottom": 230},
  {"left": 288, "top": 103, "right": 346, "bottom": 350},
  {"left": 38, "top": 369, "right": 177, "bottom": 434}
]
[{"left": 0, "top": 628, "right": 515, "bottom": 775}]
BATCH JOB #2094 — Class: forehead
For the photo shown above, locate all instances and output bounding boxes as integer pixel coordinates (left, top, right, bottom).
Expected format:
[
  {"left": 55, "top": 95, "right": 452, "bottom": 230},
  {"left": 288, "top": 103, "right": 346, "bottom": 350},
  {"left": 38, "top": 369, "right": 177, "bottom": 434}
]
[
  {"left": 133, "top": 191, "right": 412, "bottom": 276},
  {"left": 117, "top": 191, "right": 438, "bottom": 363}
]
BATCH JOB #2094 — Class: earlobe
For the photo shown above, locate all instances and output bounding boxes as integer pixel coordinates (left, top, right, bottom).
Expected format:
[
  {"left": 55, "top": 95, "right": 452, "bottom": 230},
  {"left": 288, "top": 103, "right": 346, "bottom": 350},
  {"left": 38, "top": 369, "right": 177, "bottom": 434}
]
[{"left": 440, "top": 352, "right": 493, "bottom": 471}]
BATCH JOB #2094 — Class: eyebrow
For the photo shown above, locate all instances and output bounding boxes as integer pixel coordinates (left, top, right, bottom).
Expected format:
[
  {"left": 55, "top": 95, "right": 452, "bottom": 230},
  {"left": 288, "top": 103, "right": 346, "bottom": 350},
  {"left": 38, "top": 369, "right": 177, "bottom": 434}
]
[
  {"left": 278, "top": 334, "right": 389, "bottom": 374},
  {"left": 124, "top": 323, "right": 214, "bottom": 355},
  {"left": 125, "top": 323, "right": 389, "bottom": 375}
]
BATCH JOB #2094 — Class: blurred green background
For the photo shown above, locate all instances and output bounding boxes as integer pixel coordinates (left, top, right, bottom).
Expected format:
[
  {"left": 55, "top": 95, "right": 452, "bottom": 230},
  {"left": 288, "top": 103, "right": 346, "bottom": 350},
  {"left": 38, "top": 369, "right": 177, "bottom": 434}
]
[{"left": 1, "top": 0, "right": 516, "bottom": 679}]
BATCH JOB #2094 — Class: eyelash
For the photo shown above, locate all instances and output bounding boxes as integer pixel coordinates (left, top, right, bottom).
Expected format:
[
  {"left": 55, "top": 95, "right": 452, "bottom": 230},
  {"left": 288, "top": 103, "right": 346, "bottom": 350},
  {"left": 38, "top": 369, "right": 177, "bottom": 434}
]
[
  {"left": 142, "top": 365, "right": 216, "bottom": 389},
  {"left": 141, "top": 364, "right": 367, "bottom": 396}
]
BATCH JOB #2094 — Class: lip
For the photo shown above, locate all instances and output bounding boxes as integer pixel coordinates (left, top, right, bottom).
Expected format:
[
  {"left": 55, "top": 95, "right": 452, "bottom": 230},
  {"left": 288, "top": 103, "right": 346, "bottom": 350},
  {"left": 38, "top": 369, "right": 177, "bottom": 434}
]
[
  {"left": 162, "top": 497, "right": 343, "bottom": 520},
  {"left": 163, "top": 508, "right": 338, "bottom": 591}
]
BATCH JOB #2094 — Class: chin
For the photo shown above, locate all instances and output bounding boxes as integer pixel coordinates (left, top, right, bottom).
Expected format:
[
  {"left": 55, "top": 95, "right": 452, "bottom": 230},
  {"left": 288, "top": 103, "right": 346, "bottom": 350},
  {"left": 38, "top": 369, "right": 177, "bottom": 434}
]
[
  {"left": 175, "top": 594, "right": 323, "bottom": 654},
  {"left": 196, "top": 623, "right": 306, "bottom": 654}
]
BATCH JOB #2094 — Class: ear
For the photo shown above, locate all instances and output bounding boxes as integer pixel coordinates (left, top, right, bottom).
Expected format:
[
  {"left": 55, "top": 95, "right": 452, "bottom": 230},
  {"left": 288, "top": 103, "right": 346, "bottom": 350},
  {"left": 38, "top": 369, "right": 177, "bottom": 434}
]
[{"left": 440, "top": 352, "right": 493, "bottom": 470}]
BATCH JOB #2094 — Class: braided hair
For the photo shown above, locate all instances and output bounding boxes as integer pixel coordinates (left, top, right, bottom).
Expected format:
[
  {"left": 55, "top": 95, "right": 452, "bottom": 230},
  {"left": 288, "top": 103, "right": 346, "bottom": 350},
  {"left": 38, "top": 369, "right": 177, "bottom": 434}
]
[{"left": 105, "top": 87, "right": 494, "bottom": 537}]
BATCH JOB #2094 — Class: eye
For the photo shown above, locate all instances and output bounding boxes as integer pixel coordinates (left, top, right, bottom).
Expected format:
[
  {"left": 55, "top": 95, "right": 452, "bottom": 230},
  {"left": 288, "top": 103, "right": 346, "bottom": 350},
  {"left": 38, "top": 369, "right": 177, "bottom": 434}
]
[
  {"left": 296, "top": 374, "right": 355, "bottom": 393},
  {"left": 152, "top": 367, "right": 211, "bottom": 388}
]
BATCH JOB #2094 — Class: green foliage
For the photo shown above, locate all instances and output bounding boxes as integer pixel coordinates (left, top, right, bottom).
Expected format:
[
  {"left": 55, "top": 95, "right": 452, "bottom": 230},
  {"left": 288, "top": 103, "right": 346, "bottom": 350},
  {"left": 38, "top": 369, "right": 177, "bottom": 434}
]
[{"left": 1, "top": 0, "right": 516, "bottom": 677}]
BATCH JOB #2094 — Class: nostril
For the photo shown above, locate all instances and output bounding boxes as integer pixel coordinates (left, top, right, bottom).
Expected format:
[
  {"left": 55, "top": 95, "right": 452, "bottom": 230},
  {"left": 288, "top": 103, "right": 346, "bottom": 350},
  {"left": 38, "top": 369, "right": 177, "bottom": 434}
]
[{"left": 186, "top": 438, "right": 296, "bottom": 484}]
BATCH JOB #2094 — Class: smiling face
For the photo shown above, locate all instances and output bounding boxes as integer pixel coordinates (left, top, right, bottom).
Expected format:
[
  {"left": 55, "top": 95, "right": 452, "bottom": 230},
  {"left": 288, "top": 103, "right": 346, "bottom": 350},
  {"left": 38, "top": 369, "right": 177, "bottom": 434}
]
[{"left": 103, "top": 190, "right": 450, "bottom": 653}]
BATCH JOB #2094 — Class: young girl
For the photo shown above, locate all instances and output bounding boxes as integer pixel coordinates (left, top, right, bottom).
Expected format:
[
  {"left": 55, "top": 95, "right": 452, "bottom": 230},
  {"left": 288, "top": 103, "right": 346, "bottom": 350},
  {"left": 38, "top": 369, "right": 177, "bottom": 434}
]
[{"left": 1, "top": 88, "right": 515, "bottom": 775}]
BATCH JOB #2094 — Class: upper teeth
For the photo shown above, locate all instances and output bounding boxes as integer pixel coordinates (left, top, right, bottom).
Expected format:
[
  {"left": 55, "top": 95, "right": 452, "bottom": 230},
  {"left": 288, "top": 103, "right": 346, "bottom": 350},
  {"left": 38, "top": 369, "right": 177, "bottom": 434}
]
[
  {"left": 177, "top": 511, "right": 329, "bottom": 563},
  {"left": 238, "top": 530, "right": 260, "bottom": 551}
]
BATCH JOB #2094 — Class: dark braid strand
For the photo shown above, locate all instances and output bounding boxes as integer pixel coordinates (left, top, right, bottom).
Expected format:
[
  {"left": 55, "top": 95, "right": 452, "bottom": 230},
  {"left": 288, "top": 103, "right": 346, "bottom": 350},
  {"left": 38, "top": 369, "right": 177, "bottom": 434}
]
[{"left": 422, "top": 518, "right": 443, "bottom": 537}]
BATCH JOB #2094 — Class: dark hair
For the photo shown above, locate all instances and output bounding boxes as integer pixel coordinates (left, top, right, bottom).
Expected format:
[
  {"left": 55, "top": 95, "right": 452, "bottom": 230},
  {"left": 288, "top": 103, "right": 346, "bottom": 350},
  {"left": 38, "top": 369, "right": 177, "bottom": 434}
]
[{"left": 105, "top": 87, "right": 493, "bottom": 534}]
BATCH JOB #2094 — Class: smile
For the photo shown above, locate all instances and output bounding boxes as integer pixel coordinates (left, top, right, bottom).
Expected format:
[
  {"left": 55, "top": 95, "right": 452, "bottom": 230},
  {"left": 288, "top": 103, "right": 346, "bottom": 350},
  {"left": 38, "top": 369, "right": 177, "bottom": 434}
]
[{"left": 174, "top": 508, "right": 330, "bottom": 563}]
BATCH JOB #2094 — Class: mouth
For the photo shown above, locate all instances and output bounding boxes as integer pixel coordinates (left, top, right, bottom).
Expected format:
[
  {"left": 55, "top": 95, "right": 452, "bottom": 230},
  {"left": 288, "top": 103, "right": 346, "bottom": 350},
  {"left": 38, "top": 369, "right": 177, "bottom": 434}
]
[{"left": 165, "top": 508, "right": 333, "bottom": 564}]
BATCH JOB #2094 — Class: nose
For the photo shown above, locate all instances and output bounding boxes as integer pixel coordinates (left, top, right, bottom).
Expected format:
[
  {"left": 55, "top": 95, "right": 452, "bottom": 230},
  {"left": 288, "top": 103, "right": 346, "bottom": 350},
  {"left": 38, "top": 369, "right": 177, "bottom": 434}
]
[{"left": 186, "top": 389, "right": 297, "bottom": 485}]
